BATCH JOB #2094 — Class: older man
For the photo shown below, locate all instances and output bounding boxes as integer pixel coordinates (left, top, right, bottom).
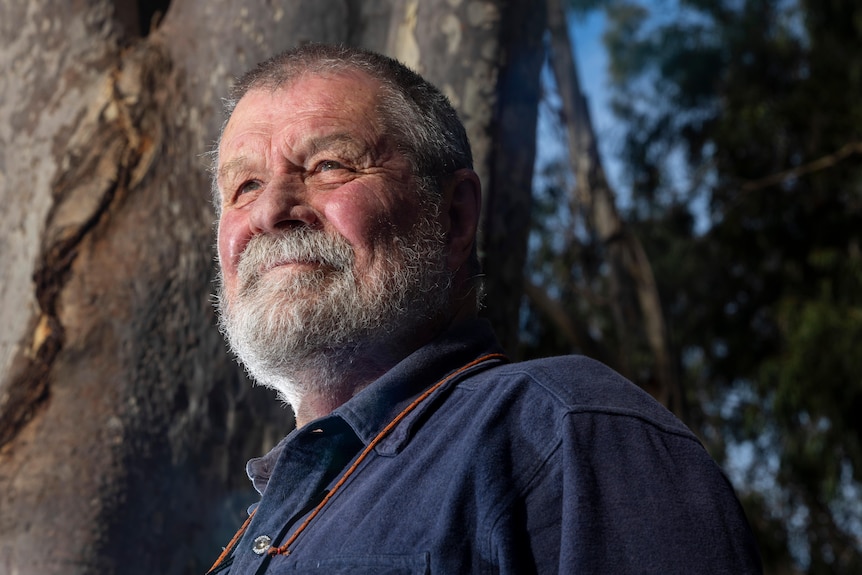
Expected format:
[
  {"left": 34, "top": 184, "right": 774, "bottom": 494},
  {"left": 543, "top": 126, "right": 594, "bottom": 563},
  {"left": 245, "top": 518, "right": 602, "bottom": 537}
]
[{"left": 208, "top": 44, "right": 761, "bottom": 574}]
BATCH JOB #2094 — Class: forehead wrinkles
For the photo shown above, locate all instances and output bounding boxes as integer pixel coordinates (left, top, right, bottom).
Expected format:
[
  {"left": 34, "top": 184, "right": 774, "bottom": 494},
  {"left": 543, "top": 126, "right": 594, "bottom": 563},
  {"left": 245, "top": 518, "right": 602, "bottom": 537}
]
[
  {"left": 219, "top": 69, "right": 385, "bottom": 147},
  {"left": 217, "top": 106, "right": 273, "bottom": 186},
  {"left": 221, "top": 84, "right": 397, "bottom": 173},
  {"left": 233, "top": 73, "right": 383, "bottom": 139}
]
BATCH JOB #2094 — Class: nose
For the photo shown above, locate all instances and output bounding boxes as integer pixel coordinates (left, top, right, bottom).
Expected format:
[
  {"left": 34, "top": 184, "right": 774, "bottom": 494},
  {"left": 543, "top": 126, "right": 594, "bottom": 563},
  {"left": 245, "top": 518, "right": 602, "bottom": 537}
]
[{"left": 248, "top": 178, "right": 320, "bottom": 234}]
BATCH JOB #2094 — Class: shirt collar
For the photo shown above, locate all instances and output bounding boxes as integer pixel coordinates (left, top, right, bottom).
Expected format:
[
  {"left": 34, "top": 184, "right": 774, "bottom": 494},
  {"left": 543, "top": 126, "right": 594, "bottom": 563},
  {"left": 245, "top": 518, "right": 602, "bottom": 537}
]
[
  {"left": 334, "top": 318, "right": 505, "bottom": 450},
  {"left": 246, "top": 319, "right": 505, "bottom": 493}
]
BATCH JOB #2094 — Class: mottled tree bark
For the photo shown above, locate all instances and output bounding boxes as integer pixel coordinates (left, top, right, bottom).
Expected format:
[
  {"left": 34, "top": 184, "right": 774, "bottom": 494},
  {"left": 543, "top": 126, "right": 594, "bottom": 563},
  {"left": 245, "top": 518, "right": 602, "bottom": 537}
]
[
  {"left": 0, "top": 1, "right": 541, "bottom": 573},
  {"left": 1, "top": 2, "right": 278, "bottom": 573}
]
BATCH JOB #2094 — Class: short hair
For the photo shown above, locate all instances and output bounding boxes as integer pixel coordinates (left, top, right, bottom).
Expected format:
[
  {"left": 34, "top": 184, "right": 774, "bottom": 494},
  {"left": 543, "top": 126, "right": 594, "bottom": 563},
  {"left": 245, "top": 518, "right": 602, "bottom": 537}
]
[{"left": 215, "top": 43, "right": 473, "bottom": 207}]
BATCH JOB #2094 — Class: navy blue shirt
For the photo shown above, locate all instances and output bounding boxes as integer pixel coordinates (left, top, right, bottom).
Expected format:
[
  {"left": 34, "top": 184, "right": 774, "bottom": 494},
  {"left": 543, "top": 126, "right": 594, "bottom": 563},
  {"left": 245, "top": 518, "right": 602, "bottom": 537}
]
[{"left": 210, "top": 320, "right": 761, "bottom": 574}]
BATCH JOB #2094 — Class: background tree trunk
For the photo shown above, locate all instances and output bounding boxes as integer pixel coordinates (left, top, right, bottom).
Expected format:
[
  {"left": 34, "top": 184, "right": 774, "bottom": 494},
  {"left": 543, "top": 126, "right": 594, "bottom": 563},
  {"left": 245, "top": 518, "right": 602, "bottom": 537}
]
[
  {"left": 0, "top": 1, "right": 539, "bottom": 573},
  {"left": 480, "top": 0, "right": 546, "bottom": 353},
  {"left": 544, "top": 0, "right": 683, "bottom": 415},
  {"left": 386, "top": 0, "right": 545, "bottom": 354}
]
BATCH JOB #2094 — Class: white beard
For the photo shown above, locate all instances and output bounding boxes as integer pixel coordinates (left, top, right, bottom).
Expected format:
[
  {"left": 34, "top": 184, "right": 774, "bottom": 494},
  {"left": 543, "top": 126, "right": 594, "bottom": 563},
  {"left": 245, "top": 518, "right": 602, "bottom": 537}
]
[{"left": 216, "top": 212, "right": 452, "bottom": 407}]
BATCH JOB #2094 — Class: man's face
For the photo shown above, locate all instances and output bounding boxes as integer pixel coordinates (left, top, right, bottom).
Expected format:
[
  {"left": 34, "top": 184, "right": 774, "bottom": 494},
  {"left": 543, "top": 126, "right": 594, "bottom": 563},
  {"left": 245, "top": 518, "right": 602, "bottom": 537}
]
[
  {"left": 215, "top": 71, "right": 451, "bottom": 396},
  {"left": 217, "top": 71, "right": 422, "bottom": 297}
]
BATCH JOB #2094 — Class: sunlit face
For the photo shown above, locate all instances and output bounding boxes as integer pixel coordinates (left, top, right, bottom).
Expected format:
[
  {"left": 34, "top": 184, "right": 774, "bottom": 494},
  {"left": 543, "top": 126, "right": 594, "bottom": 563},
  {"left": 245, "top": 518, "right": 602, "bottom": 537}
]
[
  {"left": 216, "top": 71, "right": 423, "bottom": 299},
  {"left": 214, "top": 71, "right": 452, "bottom": 401}
]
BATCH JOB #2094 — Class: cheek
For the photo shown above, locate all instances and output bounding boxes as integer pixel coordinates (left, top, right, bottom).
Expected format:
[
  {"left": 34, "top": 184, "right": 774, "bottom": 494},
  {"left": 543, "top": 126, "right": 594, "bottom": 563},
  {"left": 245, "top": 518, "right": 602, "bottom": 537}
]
[
  {"left": 321, "top": 184, "right": 419, "bottom": 248},
  {"left": 321, "top": 199, "right": 400, "bottom": 269},
  {"left": 216, "top": 212, "right": 251, "bottom": 288}
]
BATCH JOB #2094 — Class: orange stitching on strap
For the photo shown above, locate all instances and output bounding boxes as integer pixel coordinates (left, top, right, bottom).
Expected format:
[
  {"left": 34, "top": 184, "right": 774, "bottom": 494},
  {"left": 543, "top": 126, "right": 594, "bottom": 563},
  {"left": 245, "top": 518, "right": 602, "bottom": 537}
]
[{"left": 267, "top": 352, "right": 507, "bottom": 557}]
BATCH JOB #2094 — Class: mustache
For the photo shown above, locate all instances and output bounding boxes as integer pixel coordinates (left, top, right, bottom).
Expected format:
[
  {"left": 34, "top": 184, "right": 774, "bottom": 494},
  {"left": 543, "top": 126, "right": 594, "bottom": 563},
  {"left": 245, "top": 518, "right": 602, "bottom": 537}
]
[{"left": 236, "top": 229, "right": 355, "bottom": 283}]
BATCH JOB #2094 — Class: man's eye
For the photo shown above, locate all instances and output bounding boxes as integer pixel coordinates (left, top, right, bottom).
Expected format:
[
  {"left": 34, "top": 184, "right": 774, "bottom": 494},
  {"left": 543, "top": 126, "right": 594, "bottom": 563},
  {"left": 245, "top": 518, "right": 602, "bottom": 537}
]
[
  {"left": 238, "top": 180, "right": 262, "bottom": 194},
  {"left": 317, "top": 160, "right": 345, "bottom": 172}
]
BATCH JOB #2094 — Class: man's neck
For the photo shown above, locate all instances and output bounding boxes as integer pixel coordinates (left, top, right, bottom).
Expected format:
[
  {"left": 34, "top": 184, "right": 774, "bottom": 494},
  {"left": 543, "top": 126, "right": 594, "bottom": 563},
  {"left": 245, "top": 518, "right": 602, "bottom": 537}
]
[
  {"left": 286, "top": 347, "right": 405, "bottom": 428},
  {"left": 292, "top": 394, "right": 351, "bottom": 429},
  {"left": 287, "top": 312, "right": 477, "bottom": 427},
  {"left": 289, "top": 372, "right": 375, "bottom": 428}
]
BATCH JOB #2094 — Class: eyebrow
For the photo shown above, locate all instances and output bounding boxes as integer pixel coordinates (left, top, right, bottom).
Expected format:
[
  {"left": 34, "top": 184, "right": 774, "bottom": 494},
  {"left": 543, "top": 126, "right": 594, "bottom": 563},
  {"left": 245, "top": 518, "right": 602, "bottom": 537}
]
[
  {"left": 217, "top": 131, "right": 373, "bottom": 185},
  {"left": 305, "top": 132, "right": 374, "bottom": 165},
  {"left": 217, "top": 156, "right": 252, "bottom": 186},
  {"left": 306, "top": 132, "right": 361, "bottom": 156}
]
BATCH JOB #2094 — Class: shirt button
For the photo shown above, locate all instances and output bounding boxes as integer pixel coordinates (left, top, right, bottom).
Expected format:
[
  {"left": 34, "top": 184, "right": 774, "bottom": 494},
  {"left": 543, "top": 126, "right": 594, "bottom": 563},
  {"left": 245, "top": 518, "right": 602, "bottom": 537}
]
[{"left": 252, "top": 535, "right": 272, "bottom": 555}]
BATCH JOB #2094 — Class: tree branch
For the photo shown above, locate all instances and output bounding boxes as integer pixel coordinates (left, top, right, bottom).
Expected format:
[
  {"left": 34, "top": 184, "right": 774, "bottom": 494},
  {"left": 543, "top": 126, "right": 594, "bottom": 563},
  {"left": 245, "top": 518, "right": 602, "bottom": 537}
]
[{"left": 741, "top": 142, "right": 862, "bottom": 191}]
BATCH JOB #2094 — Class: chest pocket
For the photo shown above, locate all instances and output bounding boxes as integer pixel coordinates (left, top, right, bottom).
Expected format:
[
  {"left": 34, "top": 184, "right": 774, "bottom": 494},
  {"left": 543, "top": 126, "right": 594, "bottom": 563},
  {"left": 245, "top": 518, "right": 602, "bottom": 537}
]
[{"left": 279, "top": 552, "right": 430, "bottom": 574}]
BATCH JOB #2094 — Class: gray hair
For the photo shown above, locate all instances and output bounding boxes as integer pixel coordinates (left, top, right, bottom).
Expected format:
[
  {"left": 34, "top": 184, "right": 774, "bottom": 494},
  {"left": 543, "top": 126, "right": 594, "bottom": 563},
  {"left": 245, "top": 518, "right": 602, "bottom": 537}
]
[{"left": 211, "top": 43, "right": 473, "bottom": 211}]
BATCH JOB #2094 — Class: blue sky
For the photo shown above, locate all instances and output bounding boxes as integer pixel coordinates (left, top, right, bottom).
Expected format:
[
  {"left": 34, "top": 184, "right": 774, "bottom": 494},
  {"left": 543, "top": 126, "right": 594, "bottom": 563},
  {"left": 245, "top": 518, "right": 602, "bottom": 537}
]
[
  {"left": 532, "top": 8, "right": 632, "bottom": 218},
  {"left": 548, "top": 10, "right": 627, "bottom": 203},
  {"left": 564, "top": 8, "right": 714, "bottom": 231}
]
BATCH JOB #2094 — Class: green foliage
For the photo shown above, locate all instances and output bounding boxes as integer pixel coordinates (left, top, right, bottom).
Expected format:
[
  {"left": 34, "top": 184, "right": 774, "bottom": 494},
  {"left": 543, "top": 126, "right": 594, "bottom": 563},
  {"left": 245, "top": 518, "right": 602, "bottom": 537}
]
[{"left": 566, "top": 0, "right": 862, "bottom": 572}]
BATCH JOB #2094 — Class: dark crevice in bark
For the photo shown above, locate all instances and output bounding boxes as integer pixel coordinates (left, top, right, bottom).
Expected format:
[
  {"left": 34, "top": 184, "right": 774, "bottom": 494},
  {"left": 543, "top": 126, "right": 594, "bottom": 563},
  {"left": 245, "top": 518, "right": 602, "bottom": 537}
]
[
  {"left": 0, "top": 47, "right": 167, "bottom": 449},
  {"left": 0, "top": 165, "right": 129, "bottom": 450},
  {"left": 114, "top": 0, "right": 172, "bottom": 38},
  {"left": 0, "top": 320, "right": 58, "bottom": 450},
  {"left": 139, "top": 0, "right": 171, "bottom": 37}
]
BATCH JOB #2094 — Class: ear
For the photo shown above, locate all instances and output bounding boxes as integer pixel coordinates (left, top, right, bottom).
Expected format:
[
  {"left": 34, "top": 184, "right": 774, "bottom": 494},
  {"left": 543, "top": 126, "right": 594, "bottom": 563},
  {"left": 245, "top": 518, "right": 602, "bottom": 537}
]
[{"left": 439, "top": 168, "right": 481, "bottom": 273}]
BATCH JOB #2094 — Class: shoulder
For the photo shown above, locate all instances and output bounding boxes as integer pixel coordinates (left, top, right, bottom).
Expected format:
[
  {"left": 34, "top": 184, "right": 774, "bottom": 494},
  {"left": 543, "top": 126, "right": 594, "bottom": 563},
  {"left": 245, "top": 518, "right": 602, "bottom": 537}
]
[{"left": 457, "top": 354, "right": 695, "bottom": 440}]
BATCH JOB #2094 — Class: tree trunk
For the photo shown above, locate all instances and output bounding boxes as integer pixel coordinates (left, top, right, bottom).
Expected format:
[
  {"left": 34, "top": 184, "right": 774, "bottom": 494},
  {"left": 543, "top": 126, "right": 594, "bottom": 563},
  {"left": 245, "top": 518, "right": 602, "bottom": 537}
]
[
  {"left": 545, "top": 0, "right": 684, "bottom": 416},
  {"left": 0, "top": 1, "right": 542, "bottom": 573},
  {"left": 386, "top": 0, "right": 546, "bottom": 354}
]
